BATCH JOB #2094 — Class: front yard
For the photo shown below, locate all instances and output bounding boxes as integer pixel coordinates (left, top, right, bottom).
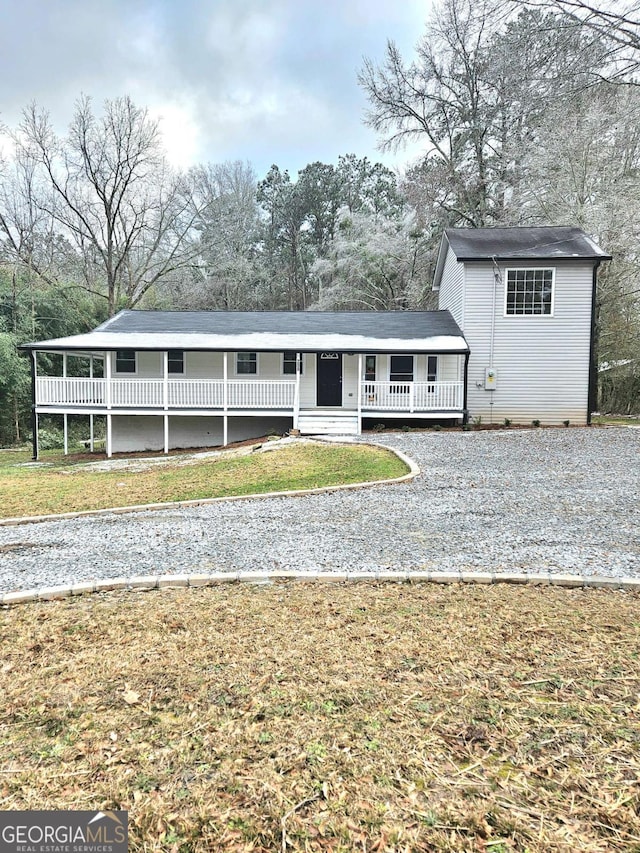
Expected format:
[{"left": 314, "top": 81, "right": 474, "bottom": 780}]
[
  {"left": 1, "top": 582, "right": 639, "bottom": 851},
  {"left": 0, "top": 441, "right": 408, "bottom": 519}
]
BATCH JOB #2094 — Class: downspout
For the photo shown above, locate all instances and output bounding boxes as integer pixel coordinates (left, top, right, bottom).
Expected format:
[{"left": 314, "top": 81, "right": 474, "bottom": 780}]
[
  {"left": 30, "top": 349, "right": 38, "bottom": 460},
  {"left": 462, "top": 351, "right": 470, "bottom": 425},
  {"left": 489, "top": 257, "right": 500, "bottom": 424},
  {"left": 587, "top": 261, "right": 601, "bottom": 425}
]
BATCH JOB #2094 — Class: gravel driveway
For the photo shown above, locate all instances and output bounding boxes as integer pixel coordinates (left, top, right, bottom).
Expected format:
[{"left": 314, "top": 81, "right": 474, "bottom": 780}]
[{"left": 1, "top": 428, "right": 639, "bottom": 592}]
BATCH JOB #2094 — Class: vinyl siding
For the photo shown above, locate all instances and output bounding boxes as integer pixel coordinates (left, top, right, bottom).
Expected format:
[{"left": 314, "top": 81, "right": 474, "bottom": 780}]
[
  {"left": 463, "top": 260, "right": 594, "bottom": 424},
  {"left": 437, "top": 245, "right": 465, "bottom": 327}
]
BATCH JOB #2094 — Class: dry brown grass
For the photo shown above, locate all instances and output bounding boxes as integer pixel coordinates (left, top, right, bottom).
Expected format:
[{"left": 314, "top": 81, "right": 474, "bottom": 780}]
[{"left": 1, "top": 582, "right": 640, "bottom": 852}]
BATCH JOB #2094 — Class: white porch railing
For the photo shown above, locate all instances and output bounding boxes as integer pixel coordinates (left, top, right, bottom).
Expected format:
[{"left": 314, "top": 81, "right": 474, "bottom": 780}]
[
  {"left": 227, "top": 381, "right": 295, "bottom": 408},
  {"left": 36, "top": 377, "right": 106, "bottom": 405},
  {"left": 361, "top": 381, "right": 464, "bottom": 411},
  {"left": 36, "top": 377, "right": 463, "bottom": 413},
  {"left": 36, "top": 377, "right": 296, "bottom": 410}
]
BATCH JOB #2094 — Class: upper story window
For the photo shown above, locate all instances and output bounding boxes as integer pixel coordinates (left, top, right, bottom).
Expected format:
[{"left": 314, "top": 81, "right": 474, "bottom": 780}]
[
  {"left": 282, "top": 351, "right": 303, "bottom": 375},
  {"left": 390, "top": 355, "right": 414, "bottom": 383},
  {"left": 236, "top": 352, "right": 257, "bottom": 375},
  {"left": 168, "top": 350, "right": 184, "bottom": 374},
  {"left": 115, "top": 350, "right": 136, "bottom": 374},
  {"left": 505, "top": 269, "right": 554, "bottom": 316}
]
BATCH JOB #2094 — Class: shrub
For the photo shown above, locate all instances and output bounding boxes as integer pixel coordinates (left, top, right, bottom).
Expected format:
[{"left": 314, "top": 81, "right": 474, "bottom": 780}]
[
  {"left": 563, "top": 419, "right": 570, "bottom": 427},
  {"left": 504, "top": 418, "right": 512, "bottom": 427},
  {"left": 371, "top": 423, "right": 386, "bottom": 432},
  {"left": 532, "top": 419, "right": 541, "bottom": 427}
]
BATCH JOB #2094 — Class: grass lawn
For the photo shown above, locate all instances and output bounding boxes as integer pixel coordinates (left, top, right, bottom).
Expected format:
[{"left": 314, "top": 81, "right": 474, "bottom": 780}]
[
  {"left": 1, "top": 582, "right": 639, "bottom": 852},
  {"left": 0, "top": 442, "right": 408, "bottom": 519},
  {"left": 591, "top": 415, "right": 640, "bottom": 426}
]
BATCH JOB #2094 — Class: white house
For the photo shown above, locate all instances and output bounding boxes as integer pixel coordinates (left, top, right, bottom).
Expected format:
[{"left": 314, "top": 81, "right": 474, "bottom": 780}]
[
  {"left": 434, "top": 226, "right": 610, "bottom": 425},
  {"left": 22, "top": 226, "right": 609, "bottom": 457},
  {"left": 22, "top": 310, "right": 470, "bottom": 457}
]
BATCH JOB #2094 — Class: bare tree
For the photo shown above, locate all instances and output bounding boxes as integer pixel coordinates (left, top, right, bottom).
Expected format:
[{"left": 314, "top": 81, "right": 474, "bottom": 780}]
[
  {"left": 14, "top": 95, "right": 200, "bottom": 314},
  {"left": 513, "top": 0, "right": 640, "bottom": 81}
]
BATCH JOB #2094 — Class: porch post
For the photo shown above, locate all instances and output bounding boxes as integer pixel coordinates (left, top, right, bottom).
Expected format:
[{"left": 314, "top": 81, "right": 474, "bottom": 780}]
[
  {"left": 89, "top": 355, "right": 94, "bottom": 453},
  {"left": 462, "top": 352, "right": 470, "bottom": 425},
  {"left": 30, "top": 350, "right": 39, "bottom": 461},
  {"left": 62, "top": 353, "right": 68, "bottom": 455},
  {"left": 293, "top": 352, "right": 301, "bottom": 429},
  {"left": 105, "top": 351, "right": 112, "bottom": 457},
  {"left": 223, "top": 351, "right": 228, "bottom": 447},
  {"left": 163, "top": 350, "right": 169, "bottom": 455},
  {"left": 357, "top": 353, "right": 363, "bottom": 435}
]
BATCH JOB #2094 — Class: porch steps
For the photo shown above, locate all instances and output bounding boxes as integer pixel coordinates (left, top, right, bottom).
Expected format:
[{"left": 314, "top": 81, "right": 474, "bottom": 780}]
[{"left": 298, "top": 412, "right": 360, "bottom": 436}]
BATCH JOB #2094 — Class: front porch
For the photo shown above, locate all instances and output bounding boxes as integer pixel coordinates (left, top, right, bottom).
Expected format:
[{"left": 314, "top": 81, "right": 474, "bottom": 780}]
[{"left": 32, "top": 373, "right": 466, "bottom": 454}]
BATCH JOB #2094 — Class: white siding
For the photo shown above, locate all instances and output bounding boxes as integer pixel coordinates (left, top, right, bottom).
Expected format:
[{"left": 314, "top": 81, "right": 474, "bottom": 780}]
[
  {"left": 300, "top": 354, "right": 316, "bottom": 408},
  {"left": 463, "top": 260, "right": 593, "bottom": 424},
  {"left": 343, "top": 355, "right": 358, "bottom": 407},
  {"left": 437, "top": 245, "right": 465, "bottom": 327}
]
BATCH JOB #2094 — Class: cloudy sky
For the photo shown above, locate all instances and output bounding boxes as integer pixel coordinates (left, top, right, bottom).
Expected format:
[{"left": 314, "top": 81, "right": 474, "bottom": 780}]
[{"left": 0, "top": 0, "right": 432, "bottom": 178}]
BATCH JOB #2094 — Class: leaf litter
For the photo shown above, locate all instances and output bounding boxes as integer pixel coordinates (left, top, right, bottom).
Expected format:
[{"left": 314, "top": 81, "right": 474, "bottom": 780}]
[{"left": 1, "top": 582, "right": 639, "bottom": 852}]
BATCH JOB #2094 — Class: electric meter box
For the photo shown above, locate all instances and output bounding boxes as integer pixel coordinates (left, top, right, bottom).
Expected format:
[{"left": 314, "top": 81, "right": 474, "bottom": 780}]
[{"left": 484, "top": 367, "right": 498, "bottom": 390}]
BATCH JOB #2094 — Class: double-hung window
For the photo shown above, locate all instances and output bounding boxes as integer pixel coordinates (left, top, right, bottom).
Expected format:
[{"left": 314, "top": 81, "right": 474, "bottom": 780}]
[
  {"left": 115, "top": 350, "right": 136, "bottom": 374},
  {"left": 505, "top": 269, "right": 554, "bottom": 316},
  {"left": 282, "top": 351, "right": 302, "bottom": 375},
  {"left": 236, "top": 352, "right": 257, "bottom": 375},
  {"left": 365, "top": 355, "right": 376, "bottom": 382},
  {"left": 390, "top": 355, "right": 414, "bottom": 383},
  {"left": 167, "top": 350, "right": 184, "bottom": 374}
]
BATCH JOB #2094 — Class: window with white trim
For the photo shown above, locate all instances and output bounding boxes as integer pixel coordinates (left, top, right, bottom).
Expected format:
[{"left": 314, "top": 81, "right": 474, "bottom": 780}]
[
  {"left": 115, "top": 350, "right": 136, "bottom": 373},
  {"left": 365, "top": 355, "right": 376, "bottom": 381},
  {"left": 427, "top": 356, "right": 438, "bottom": 383},
  {"left": 505, "top": 269, "right": 554, "bottom": 315},
  {"left": 236, "top": 352, "right": 257, "bottom": 374},
  {"left": 167, "top": 350, "right": 184, "bottom": 374},
  {"left": 390, "top": 355, "right": 414, "bottom": 383},
  {"left": 282, "top": 351, "right": 302, "bottom": 375}
]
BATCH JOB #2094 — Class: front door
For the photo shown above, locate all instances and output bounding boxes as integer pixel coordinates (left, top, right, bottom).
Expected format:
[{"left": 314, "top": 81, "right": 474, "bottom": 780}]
[{"left": 316, "top": 353, "right": 342, "bottom": 406}]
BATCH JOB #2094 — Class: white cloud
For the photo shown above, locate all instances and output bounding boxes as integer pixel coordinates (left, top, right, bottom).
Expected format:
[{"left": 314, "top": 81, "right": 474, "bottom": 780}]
[{"left": 0, "top": 0, "right": 433, "bottom": 176}]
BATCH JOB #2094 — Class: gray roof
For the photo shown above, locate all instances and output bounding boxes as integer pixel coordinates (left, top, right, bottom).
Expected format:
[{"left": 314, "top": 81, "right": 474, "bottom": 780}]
[
  {"left": 22, "top": 309, "right": 469, "bottom": 354},
  {"left": 444, "top": 226, "right": 611, "bottom": 261},
  {"left": 98, "top": 309, "right": 463, "bottom": 339}
]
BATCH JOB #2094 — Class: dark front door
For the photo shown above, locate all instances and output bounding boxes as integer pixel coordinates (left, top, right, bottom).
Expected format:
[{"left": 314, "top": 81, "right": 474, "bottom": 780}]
[{"left": 316, "top": 353, "right": 342, "bottom": 406}]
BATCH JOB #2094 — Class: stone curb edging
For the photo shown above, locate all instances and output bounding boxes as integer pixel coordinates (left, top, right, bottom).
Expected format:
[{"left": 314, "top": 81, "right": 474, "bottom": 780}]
[
  {"left": 0, "top": 441, "right": 420, "bottom": 528},
  {"left": 1, "top": 571, "right": 639, "bottom": 607}
]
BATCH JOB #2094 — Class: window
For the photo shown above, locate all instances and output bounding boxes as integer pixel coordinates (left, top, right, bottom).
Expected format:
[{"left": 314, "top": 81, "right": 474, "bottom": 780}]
[
  {"left": 283, "top": 351, "right": 302, "bottom": 375},
  {"left": 365, "top": 355, "right": 376, "bottom": 381},
  {"left": 168, "top": 350, "right": 184, "bottom": 374},
  {"left": 506, "top": 269, "right": 554, "bottom": 315},
  {"left": 390, "top": 355, "right": 414, "bottom": 383},
  {"left": 115, "top": 350, "right": 136, "bottom": 373},
  {"left": 236, "top": 352, "right": 257, "bottom": 374},
  {"left": 427, "top": 355, "right": 438, "bottom": 390}
]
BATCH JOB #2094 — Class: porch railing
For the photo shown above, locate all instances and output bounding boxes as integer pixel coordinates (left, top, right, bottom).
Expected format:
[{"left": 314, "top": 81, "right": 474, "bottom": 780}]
[
  {"left": 35, "top": 377, "right": 464, "bottom": 413},
  {"left": 36, "top": 377, "right": 296, "bottom": 410},
  {"left": 361, "top": 381, "right": 464, "bottom": 411}
]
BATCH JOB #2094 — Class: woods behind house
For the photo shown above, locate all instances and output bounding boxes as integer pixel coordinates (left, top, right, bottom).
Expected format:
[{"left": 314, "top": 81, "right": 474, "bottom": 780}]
[{"left": 1, "top": 0, "right": 639, "bottom": 444}]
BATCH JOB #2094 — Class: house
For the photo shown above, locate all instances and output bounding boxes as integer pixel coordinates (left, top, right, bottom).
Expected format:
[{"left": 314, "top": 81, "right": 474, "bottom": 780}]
[
  {"left": 21, "top": 226, "right": 609, "bottom": 457},
  {"left": 434, "top": 226, "right": 610, "bottom": 425},
  {"left": 21, "top": 310, "right": 470, "bottom": 457}
]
